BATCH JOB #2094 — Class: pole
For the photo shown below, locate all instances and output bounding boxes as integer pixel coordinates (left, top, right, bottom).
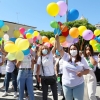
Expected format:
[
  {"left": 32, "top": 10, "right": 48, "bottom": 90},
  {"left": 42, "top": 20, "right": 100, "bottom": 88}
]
[{"left": 66, "top": 0, "right": 68, "bottom": 22}]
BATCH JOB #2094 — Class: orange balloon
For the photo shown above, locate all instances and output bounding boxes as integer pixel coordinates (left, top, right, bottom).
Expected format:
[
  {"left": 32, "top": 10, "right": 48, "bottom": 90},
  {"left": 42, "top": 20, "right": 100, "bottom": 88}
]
[
  {"left": 42, "top": 36, "right": 49, "bottom": 43},
  {"left": 69, "top": 27, "right": 79, "bottom": 38},
  {"left": 60, "top": 25, "right": 68, "bottom": 32},
  {"left": 59, "top": 36, "right": 66, "bottom": 43}
]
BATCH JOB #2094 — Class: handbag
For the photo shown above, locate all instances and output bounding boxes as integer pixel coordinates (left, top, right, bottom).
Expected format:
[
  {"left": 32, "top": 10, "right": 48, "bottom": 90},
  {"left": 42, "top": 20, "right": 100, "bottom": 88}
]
[{"left": 41, "top": 56, "right": 56, "bottom": 85}]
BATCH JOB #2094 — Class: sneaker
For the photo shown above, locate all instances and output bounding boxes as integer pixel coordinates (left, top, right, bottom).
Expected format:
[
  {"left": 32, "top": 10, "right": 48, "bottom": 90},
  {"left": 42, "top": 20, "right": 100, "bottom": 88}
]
[
  {"left": 14, "top": 92, "right": 17, "bottom": 98},
  {"left": 0, "top": 86, "right": 5, "bottom": 90},
  {"left": 58, "top": 91, "right": 61, "bottom": 96},
  {"left": 2, "top": 92, "right": 8, "bottom": 97},
  {"left": 48, "top": 91, "right": 52, "bottom": 96},
  {"left": 25, "top": 97, "right": 29, "bottom": 100}
]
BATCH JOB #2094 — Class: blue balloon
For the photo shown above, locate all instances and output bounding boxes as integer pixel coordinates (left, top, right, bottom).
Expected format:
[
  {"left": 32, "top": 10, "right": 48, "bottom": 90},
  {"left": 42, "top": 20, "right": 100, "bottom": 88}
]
[
  {"left": 56, "top": 50, "right": 60, "bottom": 56},
  {"left": 24, "top": 31, "right": 28, "bottom": 35},
  {"left": 97, "top": 36, "right": 100, "bottom": 42},
  {"left": 0, "top": 38, "right": 2, "bottom": 41},
  {"left": 32, "top": 45, "right": 36, "bottom": 49},
  {"left": 9, "top": 38, "right": 16, "bottom": 42},
  {"left": 23, "top": 49, "right": 30, "bottom": 55},
  {"left": 27, "top": 29, "right": 34, "bottom": 34},
  {"left": 54, "top": 28, "right": 61, "bottom": 35},
  {"left": 68, "top": 9, "right": 79, "bottom": 21},
  {"left": 0, "top": 20, "right": 4, "bottom": 28},
  {"left": 94, "top": 37, "right": 98, "bottom": 41}
]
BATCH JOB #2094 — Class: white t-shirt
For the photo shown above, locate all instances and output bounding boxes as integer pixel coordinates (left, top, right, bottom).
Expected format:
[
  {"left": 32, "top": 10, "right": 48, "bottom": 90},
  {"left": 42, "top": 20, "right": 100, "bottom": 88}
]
[
  {"left": 37, "top": 51, "right": 55, "bottom": 76},
  {"left": 98, "top": 58, "right": 100, "bottom": 69},
  {"left": 84, "top": 56, "right": 98, "bottom": 71},
  {"left": 19, "top": 54, "right": 32, "bottom": 68},
  {"left": 6, "top": 60, "right": 15, "bottom": 73},
  {"left": 62, "top": 53, "right": 89, "bottom": 87},
  {"left": 0, "top": 55, "right": 2, "bottom": 73}
]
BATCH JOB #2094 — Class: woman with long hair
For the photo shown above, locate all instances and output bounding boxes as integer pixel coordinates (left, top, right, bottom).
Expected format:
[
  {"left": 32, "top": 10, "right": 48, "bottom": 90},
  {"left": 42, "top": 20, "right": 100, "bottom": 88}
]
[
  {"left": 83, "top": 44, "right": 97, "bottom": 100},
  {"left": 55, "top": 35, "right": 89, "bottom": 100}
]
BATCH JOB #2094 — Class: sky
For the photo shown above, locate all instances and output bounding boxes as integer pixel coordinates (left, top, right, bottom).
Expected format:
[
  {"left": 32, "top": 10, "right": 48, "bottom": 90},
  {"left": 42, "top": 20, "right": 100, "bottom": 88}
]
[{"left": 0, "top": 0, "right": 100, "bottom": 31}]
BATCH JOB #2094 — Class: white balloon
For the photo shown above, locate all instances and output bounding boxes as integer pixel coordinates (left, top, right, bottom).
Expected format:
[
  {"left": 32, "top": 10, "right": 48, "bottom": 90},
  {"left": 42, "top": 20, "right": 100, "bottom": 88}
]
[{"left": 3, "top": 34, "right": 9, "bottom": 41}]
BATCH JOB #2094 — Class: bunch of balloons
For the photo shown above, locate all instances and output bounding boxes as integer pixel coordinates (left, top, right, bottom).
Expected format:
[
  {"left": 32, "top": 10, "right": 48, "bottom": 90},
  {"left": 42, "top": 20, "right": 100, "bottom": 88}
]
[{"left": 0, "top": 20, "right": 9, "bottom": 38}]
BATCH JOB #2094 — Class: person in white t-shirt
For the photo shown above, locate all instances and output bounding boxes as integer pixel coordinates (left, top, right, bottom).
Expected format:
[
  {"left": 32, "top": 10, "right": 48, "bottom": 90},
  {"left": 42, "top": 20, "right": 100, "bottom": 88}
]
[
  {"left": 98, "top": 53, "right": 100, "bottom": 69},
  {"left": 55, "top": 35, "right": 89, "bottom": 100},
  {"left": 37, "top": 44, "right": 58, "bottom": 100},
  {"left": 83, "top": 44, "right": 97, "bottom": 100}
]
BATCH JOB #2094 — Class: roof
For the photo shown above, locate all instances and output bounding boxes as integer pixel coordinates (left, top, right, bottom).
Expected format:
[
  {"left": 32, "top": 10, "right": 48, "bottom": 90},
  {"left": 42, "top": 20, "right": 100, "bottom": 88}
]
[{"left": 4, "top": 20, "right": 37, "bottom": 29}]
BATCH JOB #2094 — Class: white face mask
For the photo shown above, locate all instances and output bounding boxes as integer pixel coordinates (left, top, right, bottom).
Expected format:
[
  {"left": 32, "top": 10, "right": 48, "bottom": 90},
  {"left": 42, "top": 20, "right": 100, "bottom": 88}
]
[
  {"left": 70, "top": 50, "right": 78, "bottom": 57},
  {"left": 42, "top": 49, "right": 48, "bottom": 55}
]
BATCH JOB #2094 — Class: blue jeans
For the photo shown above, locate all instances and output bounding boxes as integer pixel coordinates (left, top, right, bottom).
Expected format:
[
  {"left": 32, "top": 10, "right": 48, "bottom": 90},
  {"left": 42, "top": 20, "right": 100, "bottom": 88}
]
[
  {"left": 17, "top": 70, "right": 34, "bottom": 100},
  {"left": 5, "top": 72, "right": 17, "bottom": 92},
  {"left": 63, "top": 83, "right": 84, "bottom": 100}
]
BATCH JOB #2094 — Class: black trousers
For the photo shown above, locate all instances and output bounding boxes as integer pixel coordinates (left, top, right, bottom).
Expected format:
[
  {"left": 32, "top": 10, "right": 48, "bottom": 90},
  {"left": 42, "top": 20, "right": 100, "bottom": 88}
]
[{"left": 41, "top": 78, "right": 58, "bottom": 100}]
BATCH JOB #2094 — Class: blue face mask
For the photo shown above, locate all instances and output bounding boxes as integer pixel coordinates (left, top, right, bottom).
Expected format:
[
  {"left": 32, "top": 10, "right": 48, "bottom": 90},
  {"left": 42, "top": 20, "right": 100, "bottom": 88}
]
[
  {"left": 56, "top": 50, "right": 60, "bottom": 56},
  {"left": 42, "top": 49, "right": 48, "bottom": 55}
]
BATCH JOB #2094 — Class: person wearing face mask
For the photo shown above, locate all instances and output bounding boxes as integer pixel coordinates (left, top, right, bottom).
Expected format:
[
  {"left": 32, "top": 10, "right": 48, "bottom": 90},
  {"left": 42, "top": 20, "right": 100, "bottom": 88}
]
[
  {"left": 83, "top": 45, "right": 97, "bottom": 100},
  {"left": 55, "top": 35, "right": 89, "bottom": 100},
  {"left": 37, "top": 44, "right": 58, "bottom": 100}
]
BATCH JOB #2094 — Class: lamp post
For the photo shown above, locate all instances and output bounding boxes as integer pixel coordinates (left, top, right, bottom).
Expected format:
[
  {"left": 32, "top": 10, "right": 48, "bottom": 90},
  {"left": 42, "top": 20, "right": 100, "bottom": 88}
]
[{"left": 66, "top": 0, "right": 68, "bottom": 22}]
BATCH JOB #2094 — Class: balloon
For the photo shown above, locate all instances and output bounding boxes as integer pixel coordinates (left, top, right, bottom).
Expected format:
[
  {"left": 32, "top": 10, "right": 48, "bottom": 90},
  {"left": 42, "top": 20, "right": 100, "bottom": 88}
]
[
  {"left": 78, "top": 26, "right": 87, "bottom": 36},
  {"left": 23, "top": 49, "right": 30, "bottom": 55},
  {"left": 93, "top": 45, "right": 97, "bottom": 51},
  {"left": 33, "top": 36, "right": 37, "bottom": 42},
  {"left": 46, "top": 2, "right": 59, "bottom": 16},
  {"left": 62, "top": 29, "right": 69, "bottom": 37},
  {"left": 0, "top": 20, "right": 4, "bottom": 28},
  {"left": 82, "top": 30, "right": 93, "bottom": 40},
  {"left": 54, "top": 28, "right": 61, "bottom": 35},
  {"left": 58, "top": 21, "right": 63, "bottom": 26},
  {"left": 50, "top": 37, "right": 55, "bottom": 44},
  {"left": 27, "top": 29, "right": 34, "bottom": 34},
  {"left": 4, "top": 43, "right": 18, "bottom": 53},
  {"left": 44, "top": 42, "right": 50, "bottom": 47},
  {"left": 0, "top": 38, "right": 2, "bottom": 41},
  {"left": 15, "top": 51, "right": 24, "bottom": 61},
  {"left": 94, "top": 29, "right": 100, "bottom": 36},
  {"left": 50, "top": 21, "right": 59, "bottom": 28},
  {"left": 42, "top": 36, "right": 49, "bottom": 43},
  {"left": 89, "top": 40, "right": 97, "bottom": 46},
  {"left": 28, "top": 38, "right": 33, "bottom": 44},
  {"left": 10, "top": 38, "right": 16, "bottom": 42},
  {"left": 26, "top": 33, "right": 33, "bottom": 39},
  {"left": 66, "top": 35, "right": 74, "bottom": 43},
  {"left": 6, "top": 53, "right": 16, "bottom": 61},
  {"left": 37, "top": 35, "right": 41, "bottom": 40},
  {"left": 4, "top": 41, "right": 14, "bottom": 45},
  {"left": 0, "top": 30, "right": 4, "bottom": 38},
  {"left": 60, "top": 25, "right": 68, "bottom": 32},
  {"left": 57, "top": 1, "right": 68, "bottom": 16},
  {"left": 18, "top": 39, "right": 30, "bottom": 50},
  {"left": 69, "top": 27, "right": 79, "bottom": 38},
  {"left": 1, "top": 25, "right": 9, "bottom": 32},
  {"left": 3, "top": 34, "right": 9, "bottom": 41},
  {"left": 15, "top": 38, "right": 22, "bottom": 46},
  {"left": 13, "top": 30, "right": 20, "bottom": 38},
  {"left": 19, "top": 27, "right": 25, "bottom": 34},
  {"left": 73, "top": 38, "right": 79, "bottom": 43},
  {"left": 33, "top": 31, "right": 39, "bottom": 36},
  {"left": 59, "top": 36, "right": 66, "bottom": 43},
  {"left": 92, "top": 34, "right": 96, "bottom": 39},
  {"left": 97, "top": 36, "right": 100, "bottom": 42},
  {"left": 68, "top": 9, "right": 79, "bottom": 21},
  {"left": 61, "top": 41, "right": 68, "bottom": 47},
  {"left": 39, "top": 39, "right": 43, "bottom": 44}
]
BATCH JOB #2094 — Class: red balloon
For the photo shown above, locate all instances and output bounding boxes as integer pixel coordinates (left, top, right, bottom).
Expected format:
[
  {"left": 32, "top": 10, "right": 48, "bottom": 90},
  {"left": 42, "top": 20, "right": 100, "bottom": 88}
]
[
  {"left": 58, "top": 21, "right": 63, "bottom": 26},
  {"left": 92, "top": 34, "right": 96, "bottom": 39},
  {"left": 62, "top": 29, "right": 69, "bottom": 37},
  {"left": 23, "top": 34, "right": 26, "bottom": 39}
]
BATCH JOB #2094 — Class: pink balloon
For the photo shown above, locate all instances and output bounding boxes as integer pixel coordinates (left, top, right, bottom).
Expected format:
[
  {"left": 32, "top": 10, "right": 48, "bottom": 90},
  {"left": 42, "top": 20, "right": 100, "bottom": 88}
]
[
  {"left": 28, "top": 38, "right": 33, "bottom": 43},
  {"left": 44, "top": 42, "right": 50, "bottom": 47},
  {"left": 37, "top": 35, "right": 41, "bottom": 40},
  {"left": 82, "top": 30, "right": 93, "bottom": 40},
  {"left": 57, "top": 1, "right": 68, "bottom": 16},
  {"left": 61, "top": 41, "right": 68, "bottom": 47},
  {"left": 33, "top": 37, "right": 37, "bottom": 42},
  {"left": 19, "top": 27, "right": 25, "bottom": 34}
]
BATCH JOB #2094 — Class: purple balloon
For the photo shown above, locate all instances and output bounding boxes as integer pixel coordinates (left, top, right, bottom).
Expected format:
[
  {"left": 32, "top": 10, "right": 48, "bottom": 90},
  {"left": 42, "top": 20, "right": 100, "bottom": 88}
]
[
  {"left": 82, "top": 30, "right": 93, "bottom": 40},
  {"left": 73, "top": 38, "right": 79, "bottom": 43},
  {"left": 57, "top": 1, "right": 68, "bottom": 16}
]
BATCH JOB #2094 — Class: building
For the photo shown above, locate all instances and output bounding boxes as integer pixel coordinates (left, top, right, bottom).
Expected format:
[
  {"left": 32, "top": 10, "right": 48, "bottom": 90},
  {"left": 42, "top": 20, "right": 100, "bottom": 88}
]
[
  {"left": 4, "top": 21, "right": 36, "bottom": 37},
  {"left": 95, "top": 23, "right": 100, "bottom": 29}
]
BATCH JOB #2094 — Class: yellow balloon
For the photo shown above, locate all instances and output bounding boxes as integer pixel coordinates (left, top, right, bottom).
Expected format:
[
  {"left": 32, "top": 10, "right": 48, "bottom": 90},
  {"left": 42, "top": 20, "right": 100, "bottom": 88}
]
[
  {"left": 78, "top": 26, "right": 87, "bottom": 36},
  {"left": 15, "top": 51, "right": 24, "bottom": 61},
  {"left": 4, "top": 41, "right": 14, "bottom": 45},
  {"left": 6, "top": 53, "right": 16, "bottom": 61},
  {"left": 15, "top": 38, "right": 22, "bottom": 46},
  {"left": 33, "top": 31, "right": 39, "bottom": 37},
  {"left": 93, "top": 45, "right": 97, "bottom": 51},
  {"left": 4, "top": 43, "right": 18, "bottom": 53},
  {"left": 47, "top": 2, "right": 59, "bottom": 17},
  {"left": 1, "top": 25, "right": 9, "bottom": 32},
  {"left": 18, "top": 39, "right": 29, "bottom": 50},
  {"left": 13, "top": 30, "right": 20, "bottom": 38},
  {"left": 94, "top": 29, "right": 100, "bottom": 36},
  {"left": 0, "top": 30, "right": 4, "bottom": 38},
  {"left": 59, "top": 36, "right": 66, "bottom": 43},
  {"left": 50, "top": 37, "right": 55, "bottom": 44},
  {"left": 89, "top": 40, "right": 97, "bottom": 46},
  {"left": 26, "top": 33, "right": 33, "bottom": 39}
]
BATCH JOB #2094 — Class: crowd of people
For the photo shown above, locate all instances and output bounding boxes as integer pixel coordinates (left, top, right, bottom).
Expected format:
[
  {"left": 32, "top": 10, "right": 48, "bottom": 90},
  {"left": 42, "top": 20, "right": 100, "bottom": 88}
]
[{"left": 0, "top": 34, "right": 100, "bottom": 100}]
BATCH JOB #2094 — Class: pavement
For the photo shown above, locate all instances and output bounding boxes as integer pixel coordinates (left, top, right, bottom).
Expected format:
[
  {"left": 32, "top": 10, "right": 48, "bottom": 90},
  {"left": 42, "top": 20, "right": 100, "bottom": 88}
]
[{"left": 0, "top": 77, "right": 100, "bottom": 100}]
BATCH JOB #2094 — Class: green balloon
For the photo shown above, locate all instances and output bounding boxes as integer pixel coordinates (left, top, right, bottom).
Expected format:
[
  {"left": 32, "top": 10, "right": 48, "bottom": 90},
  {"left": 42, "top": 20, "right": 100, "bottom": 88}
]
[
  {"left": 95, "top": 43, "right": 100, "bottom": 48},
  {"left": 50, "top": 21, "right": 59, "bottom": 28}
]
